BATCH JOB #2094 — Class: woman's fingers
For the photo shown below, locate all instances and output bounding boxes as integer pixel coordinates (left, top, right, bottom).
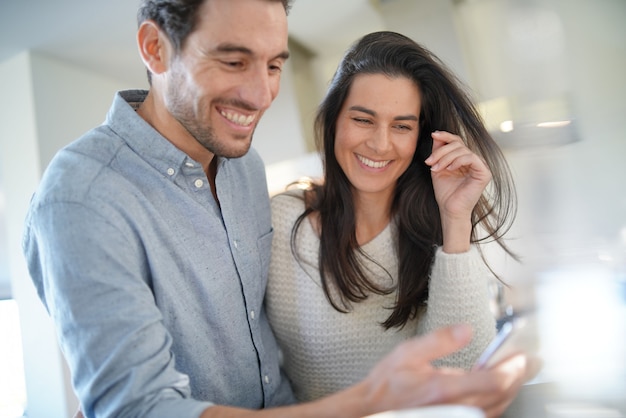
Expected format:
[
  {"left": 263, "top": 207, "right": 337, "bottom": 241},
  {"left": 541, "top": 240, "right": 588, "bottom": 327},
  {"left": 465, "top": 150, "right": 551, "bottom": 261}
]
[
  {"left": 475, "top": 354, "right": 534, "bottom": 417},
  {"left": 426, "top": 131, "right": 487, "bottom": 175}
]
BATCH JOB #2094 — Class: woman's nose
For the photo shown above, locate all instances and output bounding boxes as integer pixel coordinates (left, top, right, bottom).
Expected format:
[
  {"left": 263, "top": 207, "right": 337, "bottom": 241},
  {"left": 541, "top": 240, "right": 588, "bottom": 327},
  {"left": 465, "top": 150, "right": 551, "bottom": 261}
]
[{"left": 366, "top": 128, "right": 392, "bottom": 154}]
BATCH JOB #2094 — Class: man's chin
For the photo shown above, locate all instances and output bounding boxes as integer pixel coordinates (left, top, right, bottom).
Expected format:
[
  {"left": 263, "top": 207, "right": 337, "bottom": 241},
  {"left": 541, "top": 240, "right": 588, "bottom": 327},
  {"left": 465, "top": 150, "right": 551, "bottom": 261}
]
[
  {"left": 217, "top": 141, "right": 253, "bottom": 159},
  {"left": 201, "top": 129, "right": 255, "bottom": 158}
]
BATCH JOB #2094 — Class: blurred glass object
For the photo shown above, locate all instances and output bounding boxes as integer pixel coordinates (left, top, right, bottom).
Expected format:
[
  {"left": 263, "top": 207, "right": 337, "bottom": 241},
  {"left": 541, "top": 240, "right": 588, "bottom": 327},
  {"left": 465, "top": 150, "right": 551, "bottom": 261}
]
[
  {"left": 546, "top": 402, "right": 624, "bottom": 418},
  {"left": 535, "top": 260, "right": 626, "bottom": 413}
]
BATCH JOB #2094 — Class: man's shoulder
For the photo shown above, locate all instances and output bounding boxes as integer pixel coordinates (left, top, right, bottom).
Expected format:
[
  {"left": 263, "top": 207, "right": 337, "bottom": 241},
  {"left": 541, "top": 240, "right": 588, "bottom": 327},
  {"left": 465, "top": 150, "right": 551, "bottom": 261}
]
[{"left": 33, "top": 126, "right": 126, "bottom": 206}]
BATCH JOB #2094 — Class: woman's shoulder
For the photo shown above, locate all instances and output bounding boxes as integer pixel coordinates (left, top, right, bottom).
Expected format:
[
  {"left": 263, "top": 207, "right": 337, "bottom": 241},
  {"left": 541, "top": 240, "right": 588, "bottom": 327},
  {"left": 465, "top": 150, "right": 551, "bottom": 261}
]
[
  {"left": 270, "top": 188, "right": 308, "bottom": 225},
  {"left": 271, "top": 188, "right": 306, "bottom": 209},
  {"left": 271, "top": 186, "right": 323, "bottom": 238}
]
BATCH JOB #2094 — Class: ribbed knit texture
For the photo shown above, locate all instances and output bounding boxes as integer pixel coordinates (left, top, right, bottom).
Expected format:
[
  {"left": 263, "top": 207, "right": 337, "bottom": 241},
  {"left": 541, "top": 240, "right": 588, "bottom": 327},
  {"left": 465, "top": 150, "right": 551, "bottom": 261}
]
[{"left": 266, "top": 190, "right": 496, "bottom": 402}]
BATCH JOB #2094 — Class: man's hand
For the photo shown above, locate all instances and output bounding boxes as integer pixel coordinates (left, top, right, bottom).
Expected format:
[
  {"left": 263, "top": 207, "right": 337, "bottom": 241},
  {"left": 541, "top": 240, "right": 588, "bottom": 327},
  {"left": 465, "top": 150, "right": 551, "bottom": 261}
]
[{"left": 358, "top": 324, "right": 539, "bottom": 418}]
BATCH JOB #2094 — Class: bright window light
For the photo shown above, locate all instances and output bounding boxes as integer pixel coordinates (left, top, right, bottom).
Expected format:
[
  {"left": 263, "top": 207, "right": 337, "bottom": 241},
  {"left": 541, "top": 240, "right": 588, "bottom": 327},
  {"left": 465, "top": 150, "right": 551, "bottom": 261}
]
[
  {"left": 499, "top": 120, "right": 514, "bottom": 133},
  {"left": 0, "top": 299, "right": 27, "bottom": 418},
  {"left": 537, "top": 120, "right": 571, "bottom": 128}
]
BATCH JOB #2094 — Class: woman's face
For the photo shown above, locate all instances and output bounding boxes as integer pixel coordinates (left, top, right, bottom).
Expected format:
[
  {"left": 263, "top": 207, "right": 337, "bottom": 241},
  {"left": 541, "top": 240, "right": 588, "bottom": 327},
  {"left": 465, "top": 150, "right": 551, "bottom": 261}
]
[{"left": 334, "top": 73, "right": 421, "bottom": 202}]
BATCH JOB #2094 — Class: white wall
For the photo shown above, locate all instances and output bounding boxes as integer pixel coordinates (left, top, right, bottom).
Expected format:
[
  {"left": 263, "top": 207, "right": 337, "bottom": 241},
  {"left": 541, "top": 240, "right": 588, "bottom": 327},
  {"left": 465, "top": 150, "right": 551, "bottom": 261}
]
[
  {"left": 0, "top": 51, "right": 74, "bottom": 418},
  {"left": 29, "top": 53, "right": 138, "bottom": 170},
  {"left": 378, "top": 0, "right": 471, "bottom": 83},
  {"left": 253, "top": 56, "right": 308, "bottom": 165},
  {"left": 0, "top": 163, "right": 10, "bottom": 299}
]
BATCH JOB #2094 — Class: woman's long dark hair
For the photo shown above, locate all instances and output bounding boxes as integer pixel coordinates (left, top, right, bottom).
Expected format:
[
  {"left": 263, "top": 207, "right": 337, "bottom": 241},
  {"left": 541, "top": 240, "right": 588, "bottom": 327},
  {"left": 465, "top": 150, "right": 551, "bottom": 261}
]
[{"left": 291, "top": 31, "right": 517, "bottom": 329}]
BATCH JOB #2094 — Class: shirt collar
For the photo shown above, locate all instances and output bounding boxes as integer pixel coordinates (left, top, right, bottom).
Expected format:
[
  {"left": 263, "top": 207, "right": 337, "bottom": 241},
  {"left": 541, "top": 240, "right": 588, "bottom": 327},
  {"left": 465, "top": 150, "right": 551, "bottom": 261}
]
[{"left": 105, "top": 89, "right": 196, "bottom": 177}]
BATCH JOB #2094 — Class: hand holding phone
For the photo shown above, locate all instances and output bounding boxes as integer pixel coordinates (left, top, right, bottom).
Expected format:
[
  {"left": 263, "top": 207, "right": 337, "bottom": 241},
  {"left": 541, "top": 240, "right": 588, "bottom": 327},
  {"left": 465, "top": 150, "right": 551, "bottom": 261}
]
[{"left": 474, "top": 313, "right": 538, "bottom": 370}]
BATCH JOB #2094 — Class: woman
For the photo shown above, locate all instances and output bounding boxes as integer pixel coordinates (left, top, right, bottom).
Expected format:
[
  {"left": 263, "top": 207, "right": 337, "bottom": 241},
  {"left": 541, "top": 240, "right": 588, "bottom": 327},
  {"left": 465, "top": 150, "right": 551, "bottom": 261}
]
[{"left": 266, "top": 31, "right": 517, "bottom": 402}]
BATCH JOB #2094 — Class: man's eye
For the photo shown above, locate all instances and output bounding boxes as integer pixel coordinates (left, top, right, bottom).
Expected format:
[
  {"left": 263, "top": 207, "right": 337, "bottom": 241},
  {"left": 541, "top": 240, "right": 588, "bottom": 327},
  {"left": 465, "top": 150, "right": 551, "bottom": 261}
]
[
  {"left": 223, "top": 61, "right": 243, "bottom": 68},
  {"left": 269, "top": 64, "right": 283, "bottom": 73}
]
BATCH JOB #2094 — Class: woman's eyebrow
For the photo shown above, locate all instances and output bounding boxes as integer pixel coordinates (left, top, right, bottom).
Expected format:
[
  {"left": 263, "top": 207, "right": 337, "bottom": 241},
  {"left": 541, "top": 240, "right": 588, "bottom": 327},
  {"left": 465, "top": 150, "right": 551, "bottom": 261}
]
[
  {"left": 349, "top": 105, "right": 375, "bottom": 116},
  {"left": 349, "top": 105, "right": 418, "bottom": 121}
]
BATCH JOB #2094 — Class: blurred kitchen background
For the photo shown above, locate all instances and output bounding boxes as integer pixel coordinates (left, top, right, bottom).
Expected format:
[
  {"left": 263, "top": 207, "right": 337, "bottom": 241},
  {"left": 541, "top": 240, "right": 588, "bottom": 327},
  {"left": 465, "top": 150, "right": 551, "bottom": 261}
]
[{"left": 0, "top": 0, "right": 625, "bottom": 417}]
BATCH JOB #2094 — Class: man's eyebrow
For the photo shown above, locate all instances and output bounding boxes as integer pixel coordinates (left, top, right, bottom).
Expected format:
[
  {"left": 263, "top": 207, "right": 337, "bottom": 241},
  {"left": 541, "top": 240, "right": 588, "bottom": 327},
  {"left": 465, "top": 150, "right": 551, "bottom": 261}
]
[
  {"left": 215, "top": 43, "right": 290, "bottom": 60},
  {"left": 216, "top": 43, "right": 253, "bottom": 55},
  {"left": 349, "top": 105, "right": 418, "bottom": 121},
  {"left": 276, "top": 50, "right": 290, "bottom": 60}
]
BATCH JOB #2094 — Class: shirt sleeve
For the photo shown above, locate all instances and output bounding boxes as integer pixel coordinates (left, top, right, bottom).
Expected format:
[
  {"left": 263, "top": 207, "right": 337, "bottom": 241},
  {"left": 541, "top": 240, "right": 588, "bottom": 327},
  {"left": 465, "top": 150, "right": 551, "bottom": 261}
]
[
  {"left": 416, "top": 246, "right": 497, "bottom": 370},
  {"left": 23, "top": 201, "right": 212, "bottom": 418}
]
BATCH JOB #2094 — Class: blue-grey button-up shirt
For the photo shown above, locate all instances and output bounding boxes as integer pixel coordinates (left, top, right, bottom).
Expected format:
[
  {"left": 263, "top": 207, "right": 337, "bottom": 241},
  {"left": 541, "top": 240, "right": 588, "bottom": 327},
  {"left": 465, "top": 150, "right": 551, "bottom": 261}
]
[{"left": 23, "top": 90, "right": 295, "bottom": 417}]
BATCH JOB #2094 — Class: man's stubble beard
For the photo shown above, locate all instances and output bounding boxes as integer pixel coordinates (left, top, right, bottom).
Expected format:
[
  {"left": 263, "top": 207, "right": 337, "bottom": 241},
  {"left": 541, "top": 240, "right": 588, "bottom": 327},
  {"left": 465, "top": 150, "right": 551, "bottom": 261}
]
[
  {"left": 166, "top": 72, "right": 255, "bottom": 159},
  {"left": 182, "top": 113, "right": 254, "bottom": 159},
  {"left": 169, "top": 100, "right": 255, "bottom": 159}
]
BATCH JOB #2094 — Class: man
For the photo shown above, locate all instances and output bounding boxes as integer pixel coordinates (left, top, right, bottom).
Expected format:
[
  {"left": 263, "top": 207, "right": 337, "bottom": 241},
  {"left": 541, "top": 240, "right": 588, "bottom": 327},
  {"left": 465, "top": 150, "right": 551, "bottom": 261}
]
[{"left": 23, "top": 0, "right": 534, "bottom": 417}]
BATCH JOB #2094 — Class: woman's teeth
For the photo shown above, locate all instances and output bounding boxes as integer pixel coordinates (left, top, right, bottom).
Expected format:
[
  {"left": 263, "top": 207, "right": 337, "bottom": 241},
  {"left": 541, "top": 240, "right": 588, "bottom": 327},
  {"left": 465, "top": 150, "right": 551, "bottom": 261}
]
[{"left": 357, "top": 154, "right": 390, "bottom": 169}]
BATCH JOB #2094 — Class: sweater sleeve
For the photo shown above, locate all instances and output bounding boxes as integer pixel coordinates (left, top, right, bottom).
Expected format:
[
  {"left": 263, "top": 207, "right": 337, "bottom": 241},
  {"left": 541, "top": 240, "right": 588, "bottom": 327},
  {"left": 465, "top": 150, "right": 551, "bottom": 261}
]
[{"left": 417, "top": 246, "right": 497, "bottom": 370}]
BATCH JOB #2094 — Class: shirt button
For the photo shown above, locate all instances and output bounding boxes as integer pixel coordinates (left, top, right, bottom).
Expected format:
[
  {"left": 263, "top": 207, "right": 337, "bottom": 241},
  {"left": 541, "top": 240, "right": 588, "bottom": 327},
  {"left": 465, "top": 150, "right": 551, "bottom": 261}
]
[
  {"left": 250, "top": 310, "right": 255, "bottom": 320},
  {"left": 185, "top": 162, "right": 195, "bottom": 168},
  {"left": 264, "top": 375, "right": 270, "bottom": 384},
  {"left": 166, "top": 168, "right": 175, "bottom": 176},
  {"left": 233, "top": 240, "right": 239, "bottom": 249},
  {"left": 194, "top": 179, "right": 204, "bottom": 188}
]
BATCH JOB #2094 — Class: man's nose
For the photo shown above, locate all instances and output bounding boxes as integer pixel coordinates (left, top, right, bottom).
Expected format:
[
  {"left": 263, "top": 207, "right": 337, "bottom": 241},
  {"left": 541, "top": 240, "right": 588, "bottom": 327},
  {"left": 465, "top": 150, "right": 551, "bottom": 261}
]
[{"left": 240, "top": 67, "right": 276, "bottom": 111}]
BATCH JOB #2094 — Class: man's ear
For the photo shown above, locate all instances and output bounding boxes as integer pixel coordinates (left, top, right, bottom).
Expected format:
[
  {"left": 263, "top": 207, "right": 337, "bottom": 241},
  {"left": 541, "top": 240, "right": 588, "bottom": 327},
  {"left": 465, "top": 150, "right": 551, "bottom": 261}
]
[{"left": 137, "top": 20, "right": 171, "bottom": 77}]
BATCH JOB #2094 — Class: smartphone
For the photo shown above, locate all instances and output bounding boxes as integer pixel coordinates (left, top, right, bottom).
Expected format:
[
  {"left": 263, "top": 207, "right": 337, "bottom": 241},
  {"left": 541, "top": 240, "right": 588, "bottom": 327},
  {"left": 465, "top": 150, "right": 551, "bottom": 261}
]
[{"left": 474, "top": 313, "right": 537, "bottom": 370}]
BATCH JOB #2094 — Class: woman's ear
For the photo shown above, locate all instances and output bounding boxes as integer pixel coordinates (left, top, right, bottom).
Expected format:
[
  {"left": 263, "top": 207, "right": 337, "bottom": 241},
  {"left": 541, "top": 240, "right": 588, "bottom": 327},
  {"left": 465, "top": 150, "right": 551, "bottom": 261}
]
[{"left": 137, "top": 20, "right": 170, "bottom": 77}]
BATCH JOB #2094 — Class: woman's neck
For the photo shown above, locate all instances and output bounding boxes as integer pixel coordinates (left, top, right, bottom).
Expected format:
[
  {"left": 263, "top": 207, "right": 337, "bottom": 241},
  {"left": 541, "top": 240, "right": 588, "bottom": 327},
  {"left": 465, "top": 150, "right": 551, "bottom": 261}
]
[{"left": 353, "top": 191, "right": 393, "bottom": 246}]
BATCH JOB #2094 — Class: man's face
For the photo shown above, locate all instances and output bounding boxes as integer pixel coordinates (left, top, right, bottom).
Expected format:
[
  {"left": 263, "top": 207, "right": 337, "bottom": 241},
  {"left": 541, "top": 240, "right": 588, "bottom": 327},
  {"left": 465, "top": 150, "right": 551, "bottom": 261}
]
[{"left": 164, "top": 0, "right": 289, "bottom": 158}]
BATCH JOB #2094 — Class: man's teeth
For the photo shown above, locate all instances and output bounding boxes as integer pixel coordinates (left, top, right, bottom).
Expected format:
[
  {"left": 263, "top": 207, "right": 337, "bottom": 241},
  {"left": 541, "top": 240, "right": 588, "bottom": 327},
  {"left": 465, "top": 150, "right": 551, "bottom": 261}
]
[
  {"left": 357, "top": 154, "right": 390, "bottom": 169},
  {"left": 221, "top": 111, "right": 255, "bottom": 127}
]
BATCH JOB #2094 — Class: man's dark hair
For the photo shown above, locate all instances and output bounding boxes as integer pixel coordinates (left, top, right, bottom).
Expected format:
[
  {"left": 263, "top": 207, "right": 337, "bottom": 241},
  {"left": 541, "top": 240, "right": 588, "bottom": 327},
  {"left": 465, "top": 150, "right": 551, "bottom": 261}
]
[{"left": 137, "top": 0, "right": 293, "bottom": 83}]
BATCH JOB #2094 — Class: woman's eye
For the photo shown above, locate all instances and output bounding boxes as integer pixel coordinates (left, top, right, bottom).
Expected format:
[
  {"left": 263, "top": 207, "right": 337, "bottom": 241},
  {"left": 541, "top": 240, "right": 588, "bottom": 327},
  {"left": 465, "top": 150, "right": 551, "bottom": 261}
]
[{"left": 353, "top": 118, "right": 372, "bottom": 124}]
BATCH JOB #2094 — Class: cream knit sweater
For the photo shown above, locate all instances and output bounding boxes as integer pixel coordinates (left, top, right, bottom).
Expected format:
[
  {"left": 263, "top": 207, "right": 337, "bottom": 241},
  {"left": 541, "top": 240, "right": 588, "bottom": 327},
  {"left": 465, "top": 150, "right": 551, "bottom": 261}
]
[{"left": 266, "top": 190, "right": 496, "bottom": 402}]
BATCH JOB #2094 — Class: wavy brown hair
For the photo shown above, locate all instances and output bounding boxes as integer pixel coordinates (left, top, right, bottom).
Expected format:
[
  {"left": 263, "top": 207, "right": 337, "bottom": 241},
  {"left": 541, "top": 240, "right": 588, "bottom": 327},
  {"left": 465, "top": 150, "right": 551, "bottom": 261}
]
[{"left": 290, "top": 31, "right": 517, "bottom": 329}]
